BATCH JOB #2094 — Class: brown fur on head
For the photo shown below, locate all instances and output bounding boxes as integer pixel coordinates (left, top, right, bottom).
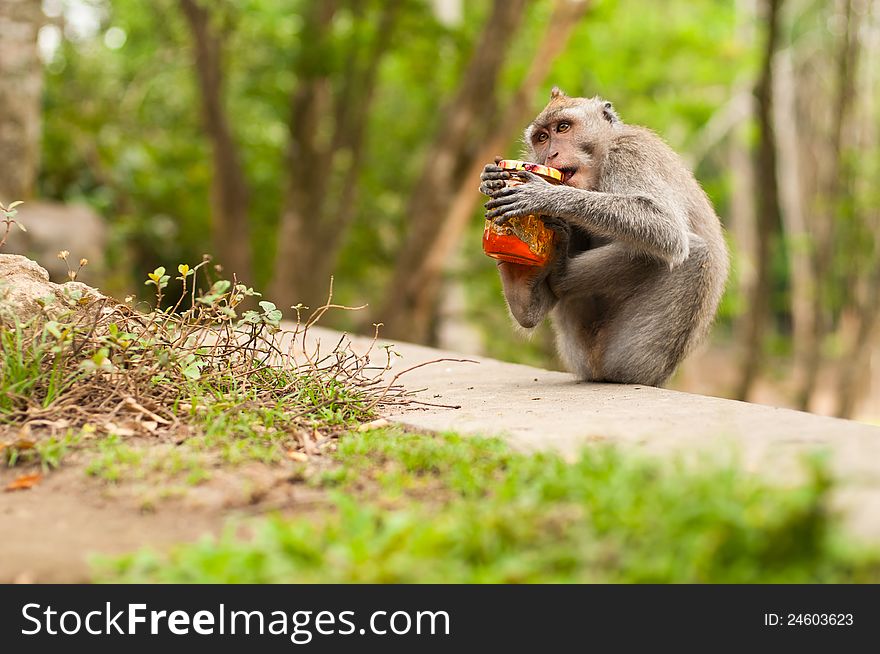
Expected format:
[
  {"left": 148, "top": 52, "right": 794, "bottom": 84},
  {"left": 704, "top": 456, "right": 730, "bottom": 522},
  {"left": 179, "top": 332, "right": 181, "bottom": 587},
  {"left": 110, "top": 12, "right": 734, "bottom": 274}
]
[{"left": 524, "top": 88, "right": 621, "bottom": 190}]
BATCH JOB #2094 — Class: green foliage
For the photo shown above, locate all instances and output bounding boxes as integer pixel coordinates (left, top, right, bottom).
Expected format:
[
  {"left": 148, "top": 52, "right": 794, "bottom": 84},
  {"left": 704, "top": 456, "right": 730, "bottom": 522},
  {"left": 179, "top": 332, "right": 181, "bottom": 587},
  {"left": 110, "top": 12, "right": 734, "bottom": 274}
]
[
  {"left": 96, "top": 429, "right": 880, "bottom": 583},
  {"left": 38, "top": 1, "right": 752, "bottom": 353},
  {"left": 145, "top": 266, "right": 169, "bottom": 289},
  {"left": 0, "top": 315, "right": 82, "bottom": 413},
  {"left": 85, "top": 434, "right": 146, "bottom": 482},
  {"left": 84, "top": 432, "right": 209, "bottom": 485},
  {"left": 0, "top": 200, "right": 27, "bottom": 249},
  {"left": 36, "top": 0, "right": 878, "bottom": 379},
  {"left": 0, "top": 258, "right": 407, "bottom": 489},
  {"left": 2, "top": 431, "right": 80, "bottom": 472}
]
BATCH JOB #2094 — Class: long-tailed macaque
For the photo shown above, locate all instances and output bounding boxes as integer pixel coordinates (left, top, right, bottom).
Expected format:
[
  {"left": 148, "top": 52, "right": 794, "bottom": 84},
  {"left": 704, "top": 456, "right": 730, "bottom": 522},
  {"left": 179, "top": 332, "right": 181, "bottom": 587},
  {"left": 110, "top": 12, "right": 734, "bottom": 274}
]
[{"left": 480, "top": 88, "right": 729, "bottom": 386}]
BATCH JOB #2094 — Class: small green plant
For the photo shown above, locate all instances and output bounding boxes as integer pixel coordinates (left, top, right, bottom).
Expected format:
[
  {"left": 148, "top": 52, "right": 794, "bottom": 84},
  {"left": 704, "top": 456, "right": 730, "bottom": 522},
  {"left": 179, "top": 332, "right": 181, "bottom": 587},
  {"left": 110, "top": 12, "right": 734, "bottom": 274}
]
[
  {"left": 0, "top": 200, "right": 26, "bottom": 249},
  {"left": 2, "top": 430, "right": 80, "bottom": 472},
  {"left": 144, "top": 266, "right": 170, "bottom": 304},
  {"left": 0, "top": 316, "right": 82, "bottom": 413},
  {"left": 85, "top": 434, "right": 145, "bottom": 482}
]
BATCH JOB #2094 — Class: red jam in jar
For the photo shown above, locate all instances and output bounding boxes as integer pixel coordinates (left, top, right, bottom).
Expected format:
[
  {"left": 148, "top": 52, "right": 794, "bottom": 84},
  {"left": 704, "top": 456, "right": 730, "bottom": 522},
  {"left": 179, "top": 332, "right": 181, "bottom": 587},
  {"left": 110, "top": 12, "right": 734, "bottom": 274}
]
[{"left": 482, "top": 160, "right": 564, "bottom": 266}]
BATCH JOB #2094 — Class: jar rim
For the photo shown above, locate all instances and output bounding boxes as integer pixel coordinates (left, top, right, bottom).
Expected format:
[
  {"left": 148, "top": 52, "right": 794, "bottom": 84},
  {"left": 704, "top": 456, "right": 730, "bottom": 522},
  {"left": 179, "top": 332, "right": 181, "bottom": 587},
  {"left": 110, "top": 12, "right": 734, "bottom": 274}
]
[{"left": 497, "top": 159, "right": 564, "bottom": 181}]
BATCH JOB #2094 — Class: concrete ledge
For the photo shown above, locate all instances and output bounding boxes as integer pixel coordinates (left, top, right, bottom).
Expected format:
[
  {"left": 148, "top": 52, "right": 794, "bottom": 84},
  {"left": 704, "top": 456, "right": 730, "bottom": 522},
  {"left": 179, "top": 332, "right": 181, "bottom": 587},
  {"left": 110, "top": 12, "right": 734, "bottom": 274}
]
[{"left": 306, "top": 327, "right": 880, "bottom": 540}]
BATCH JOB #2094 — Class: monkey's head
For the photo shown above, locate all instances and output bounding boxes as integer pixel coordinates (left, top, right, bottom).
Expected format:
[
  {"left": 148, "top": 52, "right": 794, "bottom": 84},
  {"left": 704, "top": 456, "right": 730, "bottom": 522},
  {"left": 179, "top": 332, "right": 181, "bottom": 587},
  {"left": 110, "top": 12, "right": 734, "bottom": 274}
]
[{"left": 523, "top": 87, "right": 621, "bottom": 190}]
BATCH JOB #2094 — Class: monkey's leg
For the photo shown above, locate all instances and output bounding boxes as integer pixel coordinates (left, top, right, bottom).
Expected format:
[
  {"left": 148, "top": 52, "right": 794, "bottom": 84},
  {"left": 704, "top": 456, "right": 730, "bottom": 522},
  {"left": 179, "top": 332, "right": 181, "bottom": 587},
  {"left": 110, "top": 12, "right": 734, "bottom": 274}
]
[
  {"left": 498, "top": 261, "right": 558, "bottom": 329},
  {"left": 550, "top": 242, "right": 660, "bottom": 301},
  {"left": 594, "top": 236, "right": 720, "bottom": 386},
  {"left": 546, "top": 243, "right": 659, "bottom": 382}
]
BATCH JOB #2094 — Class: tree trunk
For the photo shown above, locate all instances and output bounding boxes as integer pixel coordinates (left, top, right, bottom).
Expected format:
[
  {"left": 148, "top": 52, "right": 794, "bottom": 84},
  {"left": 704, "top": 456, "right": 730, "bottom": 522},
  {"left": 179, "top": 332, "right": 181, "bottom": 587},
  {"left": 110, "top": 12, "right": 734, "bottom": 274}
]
[
  {"left": 404, "top": 0, "right": 592, "bottom": 344},
  {"left": 836, "top": 267, "right": 880, "bottom": 417},
  {"left": 834, "top": 0, "right": 877, "bottom": 418},
  {"left": 0, "top": 0, "right": 43, "bottom": 204},
  {"left": 728, "top": 119, "right": 757, "bottom": 336},
  {"left": 774, "top": 43, "right": 816, "bottom": 398},
  {"left": 377, "top": 0, "right": 590, "bottom": 343},
  {"left": 727, "top": 0, "right": 758, "bottom": 393},
  {"left": 179, "top": 0, "right": 253, "bottom": 283},
  {"left": 794, "top": 0, "right": 860, "bottom": 410},
  {"left": 269, "top": 0, "right": 401, "bottom": 311},
  {"left": 734, "top": 0, "right": 785, "bottom": 401}
]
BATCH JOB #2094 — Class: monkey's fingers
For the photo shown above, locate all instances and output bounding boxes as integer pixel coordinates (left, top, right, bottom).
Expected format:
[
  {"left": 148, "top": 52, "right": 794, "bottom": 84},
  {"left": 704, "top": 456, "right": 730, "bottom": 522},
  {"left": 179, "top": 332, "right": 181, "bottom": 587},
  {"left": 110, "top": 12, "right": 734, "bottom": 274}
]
[
  {"left": 480, "top": 164, "right": 509, "bottom": 181},
  {"left": 486, "top": 192, "right": 531, "bottom": 222},
  {"left": 540, "top": 216, "right": 570, "bottom": 234},
  {"left": 485, "top": 210, "right": 511, "bottom": 225},
  {"left": 541, "top": 217, "right": 572, "bottom": 251},
  {"left": 479, "top": 180, "right": 506, "bottom": 196},
  {"left": 511, "top": 170, "right": 548, "bottom": 185},
  {"left": 484, "top": 187, "right": 519, "bottom": 205},
  {"left": 487, "top": 203, "right": 531, "bottom": 224}
]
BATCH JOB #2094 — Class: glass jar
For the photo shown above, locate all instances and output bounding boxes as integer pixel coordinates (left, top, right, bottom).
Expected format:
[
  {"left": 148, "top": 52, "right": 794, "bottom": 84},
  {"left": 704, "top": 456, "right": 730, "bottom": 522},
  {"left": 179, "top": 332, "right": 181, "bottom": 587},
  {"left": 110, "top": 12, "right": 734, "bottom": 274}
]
[{"left": 482, "top": 160, "right": 564, "bottom": 266}]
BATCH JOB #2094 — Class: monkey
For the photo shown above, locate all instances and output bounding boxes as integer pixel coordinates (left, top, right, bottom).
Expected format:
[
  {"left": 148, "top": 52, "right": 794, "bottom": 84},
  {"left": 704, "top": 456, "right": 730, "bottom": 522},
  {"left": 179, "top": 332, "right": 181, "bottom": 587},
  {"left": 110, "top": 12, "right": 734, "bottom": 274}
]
[{"left": 479, "top": 87, "right": 729, "bottom": 387}]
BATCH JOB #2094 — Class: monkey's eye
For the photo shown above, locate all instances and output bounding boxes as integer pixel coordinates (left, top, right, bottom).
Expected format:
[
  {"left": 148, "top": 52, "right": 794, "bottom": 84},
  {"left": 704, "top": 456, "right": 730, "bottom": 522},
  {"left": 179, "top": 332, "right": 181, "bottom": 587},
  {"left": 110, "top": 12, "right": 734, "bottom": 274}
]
[
  {"left": 556, "top": 121, "right": 571, "bottom": 133},
  {"left": 536, "top": 132, "right": 549, "bottom": 143}
]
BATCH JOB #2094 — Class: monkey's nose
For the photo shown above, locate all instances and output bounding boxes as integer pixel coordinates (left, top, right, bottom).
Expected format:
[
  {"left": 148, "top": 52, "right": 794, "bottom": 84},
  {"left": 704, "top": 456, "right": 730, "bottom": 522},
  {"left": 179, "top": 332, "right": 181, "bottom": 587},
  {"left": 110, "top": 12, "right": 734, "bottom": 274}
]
[{"left": 547, "top": 151, "right": 559, "bottom": 162}]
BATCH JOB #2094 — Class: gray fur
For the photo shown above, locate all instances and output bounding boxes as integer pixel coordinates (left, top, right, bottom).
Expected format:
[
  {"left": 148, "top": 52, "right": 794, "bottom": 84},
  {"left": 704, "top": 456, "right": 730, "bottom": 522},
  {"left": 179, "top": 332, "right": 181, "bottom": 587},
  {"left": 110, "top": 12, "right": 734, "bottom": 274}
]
[{"left": 479, "top": 93, "right": 729, "bottom": 386}]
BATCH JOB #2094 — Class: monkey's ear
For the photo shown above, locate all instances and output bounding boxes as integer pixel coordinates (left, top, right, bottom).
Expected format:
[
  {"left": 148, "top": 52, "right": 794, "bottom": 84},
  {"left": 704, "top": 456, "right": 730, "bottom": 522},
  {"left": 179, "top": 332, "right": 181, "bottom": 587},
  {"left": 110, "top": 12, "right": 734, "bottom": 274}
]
[
  {"left": 602, "top": 100, "right": 620, "bottom": 124},
  {"left": 550, "top": 86, "right": 567, "bottom": 100}
]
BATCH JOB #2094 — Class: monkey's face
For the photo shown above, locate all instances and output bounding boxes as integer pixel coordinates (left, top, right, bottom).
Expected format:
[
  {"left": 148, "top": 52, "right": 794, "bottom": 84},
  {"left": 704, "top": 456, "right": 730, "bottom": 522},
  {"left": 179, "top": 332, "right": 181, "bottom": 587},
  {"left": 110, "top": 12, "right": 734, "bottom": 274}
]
[{"left": 524, "top": 90, "right": 620, "bottom": 191}]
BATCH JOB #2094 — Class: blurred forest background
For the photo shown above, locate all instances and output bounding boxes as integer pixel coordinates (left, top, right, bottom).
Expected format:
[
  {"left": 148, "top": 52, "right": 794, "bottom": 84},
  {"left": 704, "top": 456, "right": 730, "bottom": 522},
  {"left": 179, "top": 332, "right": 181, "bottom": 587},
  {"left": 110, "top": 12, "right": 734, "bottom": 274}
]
[{"left": 1, "top": 0, "right": 878, "bottom": 421}]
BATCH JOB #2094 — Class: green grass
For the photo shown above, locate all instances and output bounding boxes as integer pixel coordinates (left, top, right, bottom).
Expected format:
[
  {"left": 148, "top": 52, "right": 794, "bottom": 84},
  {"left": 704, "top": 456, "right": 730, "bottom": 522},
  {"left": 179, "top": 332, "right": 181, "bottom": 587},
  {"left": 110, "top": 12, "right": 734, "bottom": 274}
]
[
  {"left": 84, "top": 434, "right": 147, "bottom": 482},
  {"left": 82, "top": 432, "right": 217, "bottom": 486},
  {"left": 95, "top": 428, "right": 880, "bottom": 583},
  {"left": 0, "top": 317, "right": 79, "bottom": 413},
  {"left": 2, "top": 430, "right": 80, "bottom": 472}
]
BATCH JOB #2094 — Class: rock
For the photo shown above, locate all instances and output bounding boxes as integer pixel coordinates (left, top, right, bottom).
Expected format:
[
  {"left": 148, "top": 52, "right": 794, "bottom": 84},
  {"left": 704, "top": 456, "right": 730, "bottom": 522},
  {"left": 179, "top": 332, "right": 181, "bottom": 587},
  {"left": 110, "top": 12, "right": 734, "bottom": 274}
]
[
  {"left": 0, "top": 254, "right": 107, "bottom": 328},
  {"left": 8, "top": 201, "right": 108, "bottom": 284}
]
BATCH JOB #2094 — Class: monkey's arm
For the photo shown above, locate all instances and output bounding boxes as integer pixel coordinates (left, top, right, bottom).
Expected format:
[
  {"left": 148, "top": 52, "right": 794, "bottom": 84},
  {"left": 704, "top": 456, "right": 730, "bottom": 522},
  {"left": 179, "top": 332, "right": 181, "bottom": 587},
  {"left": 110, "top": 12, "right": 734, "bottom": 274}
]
[
  {"left": 497, "top": 261, "right": 558, "bottom": 329},
  {"left": 498, "top": 217, "right": 570, "bottom": 329},
  {"left": 485, "top": 172, "right": 690, "bottom": 267}
]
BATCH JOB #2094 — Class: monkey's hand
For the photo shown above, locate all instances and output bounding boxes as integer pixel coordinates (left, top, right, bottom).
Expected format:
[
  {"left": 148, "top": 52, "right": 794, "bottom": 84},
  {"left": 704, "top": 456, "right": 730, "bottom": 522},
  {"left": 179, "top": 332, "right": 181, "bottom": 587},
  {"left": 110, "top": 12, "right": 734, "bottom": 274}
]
[
  {"left": 484, "top": 170, "right": 563, "bottom": 224},
  {"left": 479, "top": 161, "right": 510, "bottom": 197}
]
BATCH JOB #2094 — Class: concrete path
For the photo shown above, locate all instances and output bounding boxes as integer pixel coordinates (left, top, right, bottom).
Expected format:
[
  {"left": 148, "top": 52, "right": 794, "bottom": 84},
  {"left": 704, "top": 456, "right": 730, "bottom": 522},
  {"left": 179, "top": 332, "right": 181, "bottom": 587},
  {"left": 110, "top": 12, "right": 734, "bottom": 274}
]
[{"left": 305, "top": 327, "right": 880, "bottom": 540}]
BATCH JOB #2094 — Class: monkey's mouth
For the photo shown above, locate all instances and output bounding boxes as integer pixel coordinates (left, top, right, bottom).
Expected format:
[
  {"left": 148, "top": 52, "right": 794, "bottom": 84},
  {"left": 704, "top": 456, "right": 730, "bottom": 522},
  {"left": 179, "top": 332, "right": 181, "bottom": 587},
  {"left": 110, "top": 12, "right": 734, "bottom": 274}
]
[{"left": 558, "top": 167, "right": 578, "bottom": 184}]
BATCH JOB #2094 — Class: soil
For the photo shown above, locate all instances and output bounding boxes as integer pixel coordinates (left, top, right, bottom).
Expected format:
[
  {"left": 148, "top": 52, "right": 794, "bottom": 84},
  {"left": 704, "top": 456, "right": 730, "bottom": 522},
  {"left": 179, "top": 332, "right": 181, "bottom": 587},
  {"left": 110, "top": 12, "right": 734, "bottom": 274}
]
[{"left": 0, "top": 441, "right": 329, "bottom": 583}]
